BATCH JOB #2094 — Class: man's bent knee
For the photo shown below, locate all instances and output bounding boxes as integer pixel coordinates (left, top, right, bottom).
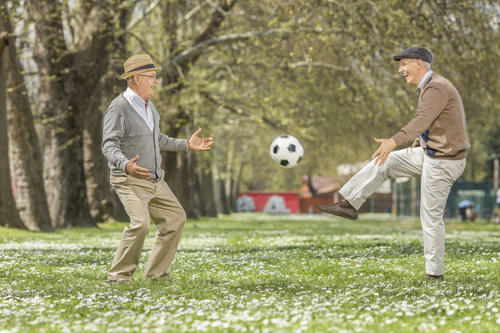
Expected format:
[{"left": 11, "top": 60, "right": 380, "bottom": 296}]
[
  {"left": 156, "top": 209, "right": 186, "bottom": 235},
  {"left": 127, "top": 220, "right": 150, "bottom": 237}
]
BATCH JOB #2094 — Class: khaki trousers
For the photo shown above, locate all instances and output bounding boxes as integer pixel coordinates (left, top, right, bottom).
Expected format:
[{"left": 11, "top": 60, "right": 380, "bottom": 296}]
[
  {"left": 108, "top": 172, "right": 186, "bottom": 281},
  {"left": 339, "top": 147, "right": 466, "bottom": 276}
]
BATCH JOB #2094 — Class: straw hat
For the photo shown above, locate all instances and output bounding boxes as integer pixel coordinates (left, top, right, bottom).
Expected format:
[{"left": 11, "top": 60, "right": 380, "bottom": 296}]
[{"left": 120, "top": 54, "right": 161, "bottom": 79}]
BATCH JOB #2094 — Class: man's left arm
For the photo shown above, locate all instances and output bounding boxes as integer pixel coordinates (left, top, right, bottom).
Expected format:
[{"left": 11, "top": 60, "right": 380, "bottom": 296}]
[
  {"left": 158, "top": 133, "right": 188, "bottom": 151},
  {"left": 158, "top": 128, "right": 214, "bottom": 151}
]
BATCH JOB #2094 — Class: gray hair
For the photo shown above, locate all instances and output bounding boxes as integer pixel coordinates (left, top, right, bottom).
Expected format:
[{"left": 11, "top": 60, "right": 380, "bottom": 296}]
[{"left": 422, "top": 61, "right": 431, "bottom": 69}]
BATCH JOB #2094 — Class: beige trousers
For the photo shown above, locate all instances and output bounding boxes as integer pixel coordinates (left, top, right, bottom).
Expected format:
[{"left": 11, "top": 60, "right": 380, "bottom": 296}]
[
  {"left": 108, "top": 172, "right": 186, "bottom": 281},
  {"left": 340, "top": 147, "right": 466, "bottom": 276}
]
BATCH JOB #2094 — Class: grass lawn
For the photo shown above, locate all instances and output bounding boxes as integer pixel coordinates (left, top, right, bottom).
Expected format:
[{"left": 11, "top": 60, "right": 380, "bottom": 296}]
[{"left": 0, "top": 213, "right": 499, "bottom": 332}]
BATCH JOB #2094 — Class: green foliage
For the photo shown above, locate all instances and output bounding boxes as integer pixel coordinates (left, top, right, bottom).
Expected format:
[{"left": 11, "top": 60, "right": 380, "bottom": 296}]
[
  {"left": 11, "top": 0, "right": 500, "bottom": 192},
  {"left": 1, "top": 214, "right": 499, "bottom": 332},
  {"left": 123, "top": 0, "right": 500, "bottom": 190}
]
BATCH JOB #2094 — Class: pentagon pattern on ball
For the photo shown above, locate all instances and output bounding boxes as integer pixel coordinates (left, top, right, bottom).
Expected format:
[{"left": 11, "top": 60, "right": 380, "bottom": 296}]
[{"left": 269, "top": 135, "right": 304, "bottom": 169}]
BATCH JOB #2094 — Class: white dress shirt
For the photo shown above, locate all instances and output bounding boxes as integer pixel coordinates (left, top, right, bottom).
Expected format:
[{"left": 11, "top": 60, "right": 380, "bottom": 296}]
[
  {"left": 123, "top": 87, "right": 154, "bottom": 132},
  {"left": 417, "top": 70, "right": 433, "bottom": 90}
]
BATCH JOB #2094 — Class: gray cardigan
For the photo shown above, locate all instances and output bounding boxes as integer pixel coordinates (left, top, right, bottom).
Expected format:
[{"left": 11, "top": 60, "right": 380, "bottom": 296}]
[{"left": 102, "top": 94, "right": 187, "bottom": 178}]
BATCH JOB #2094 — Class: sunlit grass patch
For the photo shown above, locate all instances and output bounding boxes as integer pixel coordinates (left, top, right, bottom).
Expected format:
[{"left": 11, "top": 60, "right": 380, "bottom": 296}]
[{"left": 1, "top": 213, "right": 499, "bottom": 332}]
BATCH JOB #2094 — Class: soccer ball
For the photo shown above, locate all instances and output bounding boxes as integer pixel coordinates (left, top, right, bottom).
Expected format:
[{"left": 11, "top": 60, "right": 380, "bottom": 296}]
[{"left": 269, "top": 135, "right": 304, "bottom": 168}]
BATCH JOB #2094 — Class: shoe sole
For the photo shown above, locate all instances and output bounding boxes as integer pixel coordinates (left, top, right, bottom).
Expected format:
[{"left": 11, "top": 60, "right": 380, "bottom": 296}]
[{"left": 316, "top": 205, "right": 358, "bottom": 220}]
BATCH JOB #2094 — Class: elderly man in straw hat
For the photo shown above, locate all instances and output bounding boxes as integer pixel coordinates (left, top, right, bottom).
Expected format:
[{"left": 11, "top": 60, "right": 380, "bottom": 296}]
[{"left": 102, "top": 54, "right": 214, "bottom": 283}]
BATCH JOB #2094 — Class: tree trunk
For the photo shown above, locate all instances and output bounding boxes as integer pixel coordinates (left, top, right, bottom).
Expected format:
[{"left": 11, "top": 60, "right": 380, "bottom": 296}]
[
  {"left": 82, "top": 5, "right": 131, "bottom": 222},
  {"left": 212, "top": 159, "right": 230, "bottom": 215},
  {"left": 161, "top": 106, "right": 194, "bottom": 216},
  {"left": 198, "top": 163, "right": 218, "bottom": 217},
  {"left": 1, "top": 9, "right": 53, "bottom": 231},
  {"left": 191, "top": 153, "right": 218, "bottom": 217},
  {"left": 25, "top": 0, "right": 93, "bottom": 227},
  {"left": 219, "top": 179, "right": 231, "bottom": 215},
  {"left": 0, "top": 31, "right": 23, "bottom": 229},
  {"left": 36, "top": 59, "right": 94, "bottom": 228},
  {"left": 163, "top": 150, "right": 200, "bottom": 219},
  {"left": 27, "top": 0, "right": 120, "bottom": 227},
  {"left": 83, "top": 16, "right": 130, "bottom": 222},
  {"left": 83, "top": 73, "right": 128, "bottom": 222},
  {"left": 189, "top": 153, "right": 203, "bottom": 217},
  {"left": 230, "top": 159, "right": 244, "bottom": 211},
  {"left": 181, "top": 151, "right": 199, "bottom": 219}
]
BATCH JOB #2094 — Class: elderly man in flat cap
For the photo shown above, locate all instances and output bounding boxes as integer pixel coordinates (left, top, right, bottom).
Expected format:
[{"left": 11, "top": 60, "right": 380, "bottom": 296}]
[
  {"left": 318, "top": 47, "right": 469, "bottom": 280},
  {"left": 102, "top": 54, "right": 213, "bottom": 283}
]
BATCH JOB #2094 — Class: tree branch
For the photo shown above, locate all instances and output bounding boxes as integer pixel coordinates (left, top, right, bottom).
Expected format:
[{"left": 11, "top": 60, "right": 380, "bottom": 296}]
[
  {"left": 179, "top": 0, "right": 209, "bottom": 24},
  {"left": 163, "top": 28, "right": 285, "bottom": 71},
  {"left": 163, "top": 0, "right": 237, "bottom": 87},
  {"left": 126, "top": 0, "right": 162, "bottom": 31},
  {"left": 163, "top": 26, "right": 341, "bottom": 72},
  {"left": 200, "top": 91, "right": 279, "bottom": 128},
  {"left": 285, "top": 61, "right": 350, "bottom": 71}
]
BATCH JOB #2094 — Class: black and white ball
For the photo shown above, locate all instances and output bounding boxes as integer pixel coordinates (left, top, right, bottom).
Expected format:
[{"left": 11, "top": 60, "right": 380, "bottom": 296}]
[{"left": 269, "top": 135, "right": 304, "bottom": 168}]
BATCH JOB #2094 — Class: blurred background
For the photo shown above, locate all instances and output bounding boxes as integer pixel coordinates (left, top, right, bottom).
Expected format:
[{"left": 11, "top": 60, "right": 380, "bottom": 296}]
[{"left": 1, "top": 0, "right": 499, "bottom": 231}]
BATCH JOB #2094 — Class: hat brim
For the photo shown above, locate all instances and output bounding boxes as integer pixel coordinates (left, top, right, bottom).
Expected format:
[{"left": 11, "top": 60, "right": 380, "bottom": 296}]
[{"left": 120, "top": 67, "right": 161, "bottom": 79}]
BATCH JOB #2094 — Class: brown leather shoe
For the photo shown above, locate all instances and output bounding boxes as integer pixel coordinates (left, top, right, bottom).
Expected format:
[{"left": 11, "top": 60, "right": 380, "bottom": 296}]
[
  {"left": 316, "top": 200, "right": 358, "bottom": 220},
  {"left": 423, "top": 274, "right": 444, "bottom": 281}
]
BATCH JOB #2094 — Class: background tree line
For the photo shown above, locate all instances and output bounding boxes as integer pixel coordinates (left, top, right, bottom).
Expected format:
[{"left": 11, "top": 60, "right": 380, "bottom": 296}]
[{"left": 0, "top": 0, "right": 498, "bottom": 230}]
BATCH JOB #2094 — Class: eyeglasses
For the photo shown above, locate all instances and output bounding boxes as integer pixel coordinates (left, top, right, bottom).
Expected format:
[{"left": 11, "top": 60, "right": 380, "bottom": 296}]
[
  {"left": 399, "top": 60, "right": 417, "bottom": 67},
  {"left": 138, "top": 74, "right": 159, "bottom": 80}
]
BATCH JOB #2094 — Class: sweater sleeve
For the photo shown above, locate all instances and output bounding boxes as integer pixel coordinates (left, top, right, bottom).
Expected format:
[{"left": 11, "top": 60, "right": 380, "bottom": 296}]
[
  {"left": 101, "top": 108, "right": 130, "bottom": 173},
  {"left": 158, "top": 133, "right": 188, "bottom": 151},
  {"left": 391, "top": 86, "right": 448, "bottom": 146}
]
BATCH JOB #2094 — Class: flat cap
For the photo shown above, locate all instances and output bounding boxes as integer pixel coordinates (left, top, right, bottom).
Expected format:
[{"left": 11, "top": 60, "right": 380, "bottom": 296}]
[{"left": 393, "top": 46, "right": 432, "bottom": 63}]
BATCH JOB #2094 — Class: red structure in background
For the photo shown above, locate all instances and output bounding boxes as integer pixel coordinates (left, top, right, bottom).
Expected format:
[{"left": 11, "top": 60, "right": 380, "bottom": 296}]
[
  {"left": 238, "top": 192, "right": 300, "bottom": 214},
  {"left": 300, "top": 175, "right": 339, "bottom": 213}
]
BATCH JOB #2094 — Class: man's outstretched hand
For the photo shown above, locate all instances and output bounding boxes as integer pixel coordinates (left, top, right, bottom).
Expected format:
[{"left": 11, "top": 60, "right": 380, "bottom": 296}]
[
  {"left": 188, "top": 128, "right": 214, "bottom": 151},
  {"left": 371, "top": 138, "right": 397, "bottom": 166},
  {"left": 126, "top": 155, "right": 151, "bottom": 179}
]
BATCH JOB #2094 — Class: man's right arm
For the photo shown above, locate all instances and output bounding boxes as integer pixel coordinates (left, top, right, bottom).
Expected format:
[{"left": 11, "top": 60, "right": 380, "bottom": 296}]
[{"left": 101, "top": 108, "right": 130, "bottom": 173}]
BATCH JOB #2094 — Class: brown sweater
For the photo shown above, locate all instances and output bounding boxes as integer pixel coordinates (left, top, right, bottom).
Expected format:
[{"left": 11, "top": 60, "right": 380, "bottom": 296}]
[{"left": 392, "top": 72, "right": 470, "bottom": 160}]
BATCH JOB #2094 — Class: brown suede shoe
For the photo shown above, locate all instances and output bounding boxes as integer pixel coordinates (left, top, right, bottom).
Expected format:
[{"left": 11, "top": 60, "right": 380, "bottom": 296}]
[
  {"left": 423, "top": 274, "right": 444, "bottom": 281},
  {"left": 316, "top": 200, "right": 358, "bottom": 220}
]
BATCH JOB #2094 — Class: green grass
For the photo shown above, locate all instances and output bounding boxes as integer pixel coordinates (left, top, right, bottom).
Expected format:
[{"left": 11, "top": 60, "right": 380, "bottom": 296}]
[{"left": 1, "top": 213, "right": 499, "bottom": 332}]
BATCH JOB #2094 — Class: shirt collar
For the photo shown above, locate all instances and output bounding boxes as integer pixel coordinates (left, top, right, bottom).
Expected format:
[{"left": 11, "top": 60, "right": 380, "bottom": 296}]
[
  {"left": 124, "top": 87, "right": 149, "bottom": 106},
  {"left": 417, "top": 70, "right": 433, "bottom": 90}
]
